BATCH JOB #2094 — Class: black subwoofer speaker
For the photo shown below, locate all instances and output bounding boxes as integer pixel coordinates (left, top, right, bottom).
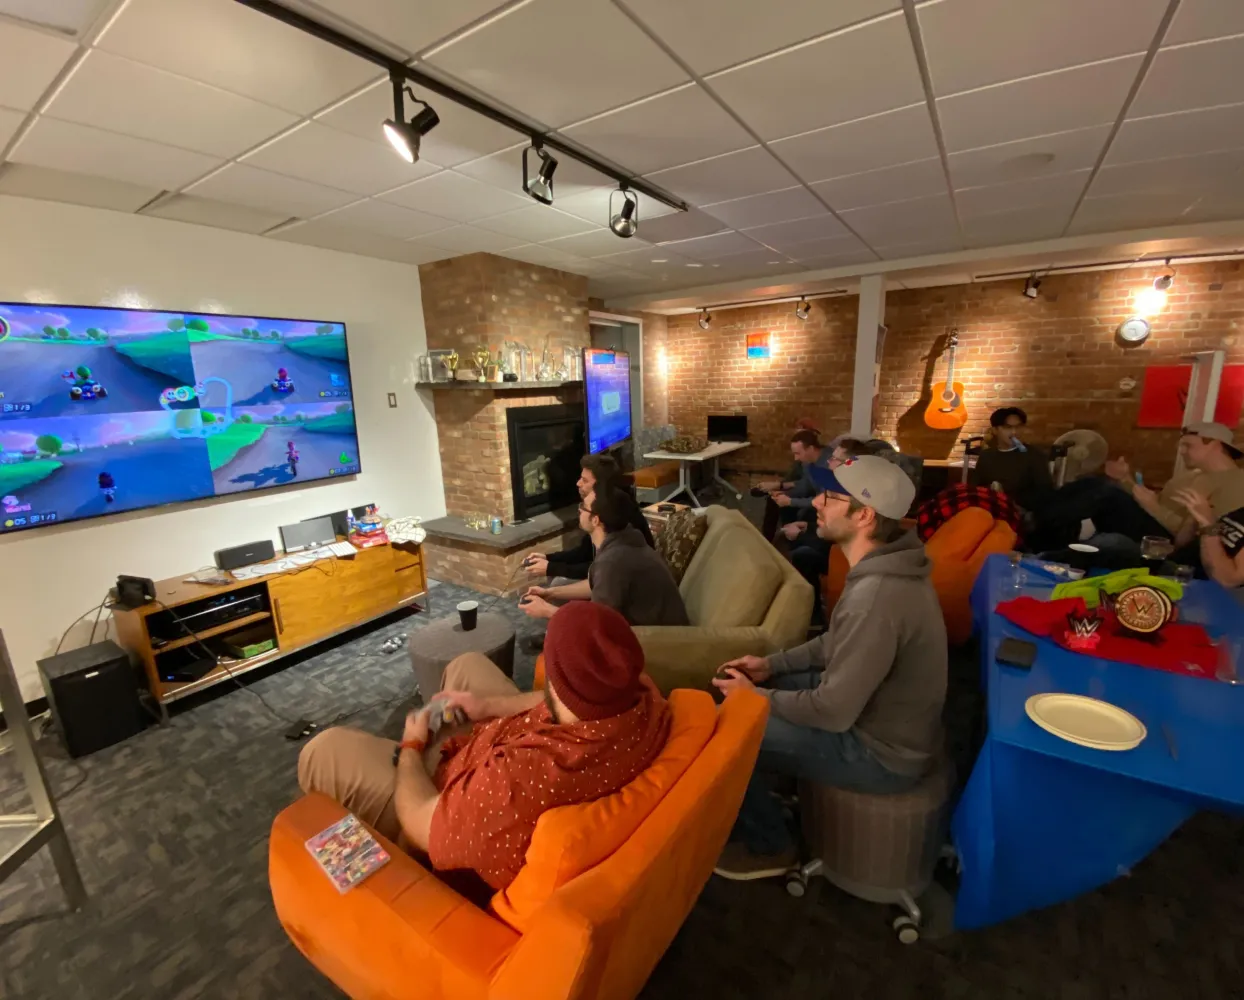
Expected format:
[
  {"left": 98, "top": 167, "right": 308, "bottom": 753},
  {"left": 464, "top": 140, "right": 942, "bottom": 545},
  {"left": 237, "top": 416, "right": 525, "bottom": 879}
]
[{"left": 36, "top": 640, "right": 146, "bottom": 758}]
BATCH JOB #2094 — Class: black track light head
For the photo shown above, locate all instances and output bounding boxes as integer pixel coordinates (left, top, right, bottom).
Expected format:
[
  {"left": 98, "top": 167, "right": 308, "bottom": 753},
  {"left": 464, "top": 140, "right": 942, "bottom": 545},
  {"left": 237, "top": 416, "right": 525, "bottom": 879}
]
[
  {"left": 382, "top": 77, "right": 439, "bottom": 164},
  {"left": 610, "top": 187, "right": 639, "bottom": 238},
  {"left": 1023, "top": 274, "right": 1041, "bottom": 299},
  {"left": 698, "top": 308, "right": 711, "bottom": 331},
  {"left": 795, "top": 297, "right": 810, "bottom": 320},
  {"left": 523, "top": 142, "right": 558, "bottom": 205}
]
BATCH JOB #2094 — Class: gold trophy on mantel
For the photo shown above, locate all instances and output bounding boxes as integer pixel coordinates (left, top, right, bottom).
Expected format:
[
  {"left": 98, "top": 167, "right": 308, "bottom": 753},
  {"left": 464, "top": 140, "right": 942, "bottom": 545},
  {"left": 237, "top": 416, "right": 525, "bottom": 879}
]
[
  {"left": 441, "top": 350, "right": 459, "bottom": 381},
  {"left": 472, "top": 346, "right": 491, "bottom": 383}
]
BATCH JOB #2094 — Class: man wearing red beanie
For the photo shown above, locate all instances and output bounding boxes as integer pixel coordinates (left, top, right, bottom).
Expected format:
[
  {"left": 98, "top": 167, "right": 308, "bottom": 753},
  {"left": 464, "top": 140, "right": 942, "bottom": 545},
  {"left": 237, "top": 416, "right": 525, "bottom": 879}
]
[{"left": 298, "top": 601, "right": 670, "bottom": 891}]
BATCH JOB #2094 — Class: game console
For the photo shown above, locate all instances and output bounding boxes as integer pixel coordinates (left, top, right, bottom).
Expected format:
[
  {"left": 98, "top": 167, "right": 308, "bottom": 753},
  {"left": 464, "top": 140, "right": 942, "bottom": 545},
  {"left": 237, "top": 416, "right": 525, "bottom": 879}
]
[{"left": 215, "top": 539, "right": 276, "bottom": 571}]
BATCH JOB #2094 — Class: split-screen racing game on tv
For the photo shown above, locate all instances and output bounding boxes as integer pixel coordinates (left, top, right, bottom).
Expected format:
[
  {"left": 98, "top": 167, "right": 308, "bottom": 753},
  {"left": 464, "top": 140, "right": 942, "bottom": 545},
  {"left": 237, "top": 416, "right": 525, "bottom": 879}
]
[{"left": 0, "top": 303, "right": 360, "bottom": 534}]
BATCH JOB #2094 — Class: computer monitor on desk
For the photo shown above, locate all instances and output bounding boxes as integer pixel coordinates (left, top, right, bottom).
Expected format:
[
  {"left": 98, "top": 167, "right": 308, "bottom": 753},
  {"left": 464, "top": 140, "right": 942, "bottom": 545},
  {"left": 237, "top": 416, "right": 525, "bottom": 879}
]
[{"left": 707, "top": 414, "right": 748, "bottom": 442}]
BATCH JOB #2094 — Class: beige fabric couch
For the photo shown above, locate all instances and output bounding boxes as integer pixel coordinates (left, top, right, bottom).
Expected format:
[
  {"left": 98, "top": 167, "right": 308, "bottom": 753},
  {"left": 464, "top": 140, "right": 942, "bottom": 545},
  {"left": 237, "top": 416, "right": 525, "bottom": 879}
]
[{"left": 635, "top": 506, "right": 814, "bottom": 693}]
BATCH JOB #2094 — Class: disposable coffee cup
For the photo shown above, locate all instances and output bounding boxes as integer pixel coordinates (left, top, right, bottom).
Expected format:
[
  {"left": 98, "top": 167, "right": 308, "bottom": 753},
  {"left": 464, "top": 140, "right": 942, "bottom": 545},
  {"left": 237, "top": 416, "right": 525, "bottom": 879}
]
[{"left": 457, "top": 600, "right": 478, "bottom": 631}]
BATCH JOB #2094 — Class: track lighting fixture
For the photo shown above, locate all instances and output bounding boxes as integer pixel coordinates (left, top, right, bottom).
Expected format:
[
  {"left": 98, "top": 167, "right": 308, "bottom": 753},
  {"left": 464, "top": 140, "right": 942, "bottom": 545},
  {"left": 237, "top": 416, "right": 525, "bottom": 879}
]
[
  {"left": 609, "top": 186, "right": 639, "bottom": 238},
  {"left": 698, "top": 308, "right": 711, "bottom": 330},
  {"left": 1023, "top": 274, "right": 1041, "bottom": 299},
  {"left": 382, "top": 75, "right": 439, "bottom": 164},
  {"left": 795, "top": 297, "right": 810, "bottom": 320},
  {"left": 523, "top": 142, "right": 558, "bottom": 205},
  {"left": 1153, "top": 271, "right": 1174, "bottom": 291}
]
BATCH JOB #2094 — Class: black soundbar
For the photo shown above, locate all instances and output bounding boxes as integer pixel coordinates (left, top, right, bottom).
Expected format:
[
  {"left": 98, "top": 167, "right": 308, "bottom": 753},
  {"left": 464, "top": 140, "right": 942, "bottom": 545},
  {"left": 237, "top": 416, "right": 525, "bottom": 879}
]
[{"left": 214, "top": 539, "right": 276, "bottom": 571}]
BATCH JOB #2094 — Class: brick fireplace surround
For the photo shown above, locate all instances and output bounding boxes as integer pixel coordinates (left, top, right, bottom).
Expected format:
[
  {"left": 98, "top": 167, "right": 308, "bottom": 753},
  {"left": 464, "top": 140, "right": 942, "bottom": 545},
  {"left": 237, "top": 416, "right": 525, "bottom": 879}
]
[{"left": 417, "top": 253, "right": 592, "bottom": 595}]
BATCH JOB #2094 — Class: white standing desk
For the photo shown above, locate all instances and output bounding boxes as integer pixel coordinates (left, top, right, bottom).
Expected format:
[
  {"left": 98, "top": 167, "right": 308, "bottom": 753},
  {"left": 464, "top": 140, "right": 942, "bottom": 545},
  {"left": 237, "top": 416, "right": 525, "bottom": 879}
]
[{"left": 641, "top": 440, "right": 750, "bottom": 507}]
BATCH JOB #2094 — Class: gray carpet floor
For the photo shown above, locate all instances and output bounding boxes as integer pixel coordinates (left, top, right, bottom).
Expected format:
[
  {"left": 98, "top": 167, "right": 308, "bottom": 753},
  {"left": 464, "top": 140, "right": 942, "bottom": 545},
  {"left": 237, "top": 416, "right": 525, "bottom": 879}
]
[{"left": 3, "top": 556, "right": 1244, "bottom": 997}]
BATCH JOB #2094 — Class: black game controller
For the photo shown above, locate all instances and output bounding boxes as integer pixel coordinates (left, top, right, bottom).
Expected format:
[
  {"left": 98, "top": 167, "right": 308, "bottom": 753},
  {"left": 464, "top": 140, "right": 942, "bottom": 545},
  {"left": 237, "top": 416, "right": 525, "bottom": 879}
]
[{"left": 749, "top": 487, "right": 770, "bottom": 498}]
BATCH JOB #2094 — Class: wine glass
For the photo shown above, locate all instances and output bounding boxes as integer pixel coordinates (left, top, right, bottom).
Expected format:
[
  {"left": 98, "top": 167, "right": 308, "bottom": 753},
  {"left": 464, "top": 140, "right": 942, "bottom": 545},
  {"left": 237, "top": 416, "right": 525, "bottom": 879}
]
[{"left": 1141, "top": 535, "right": 1174, "bottom": 562}]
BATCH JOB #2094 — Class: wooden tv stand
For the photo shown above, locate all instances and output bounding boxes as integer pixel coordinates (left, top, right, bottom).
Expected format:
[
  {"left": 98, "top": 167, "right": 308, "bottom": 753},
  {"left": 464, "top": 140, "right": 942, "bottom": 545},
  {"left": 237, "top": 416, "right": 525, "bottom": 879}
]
[{"left": 112, "top": 541, "right": 426, "bottom": 716}]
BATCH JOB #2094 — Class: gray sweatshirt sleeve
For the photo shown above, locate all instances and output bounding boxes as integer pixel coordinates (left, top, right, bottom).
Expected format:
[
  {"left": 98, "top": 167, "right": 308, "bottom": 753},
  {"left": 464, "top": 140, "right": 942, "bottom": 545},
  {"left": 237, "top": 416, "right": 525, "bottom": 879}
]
[
  {"left": 766, "top": 633, "right": 829, "bottom": 675},
  {"left": 766, "top": 606, "right": 899, "bottom": 732}
]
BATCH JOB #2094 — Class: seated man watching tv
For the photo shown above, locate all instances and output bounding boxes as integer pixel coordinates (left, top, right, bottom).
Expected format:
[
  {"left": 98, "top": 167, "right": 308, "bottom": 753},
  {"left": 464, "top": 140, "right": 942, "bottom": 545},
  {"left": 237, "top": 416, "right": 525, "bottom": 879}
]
[
  {"left": 969, "top": 406, "right": 1053, "bottom": 512},
  {"left": 520, "top": 487, "right": 690, "bottom": 627},
  {"left": 522, "top": 453, "right": 653, "bottom": 584},
  {"left": 711, "top": 456, "right": 948, "bottom": 879},
  {"left": 297, "top": 601, "right": 671, "bottom": 891}
]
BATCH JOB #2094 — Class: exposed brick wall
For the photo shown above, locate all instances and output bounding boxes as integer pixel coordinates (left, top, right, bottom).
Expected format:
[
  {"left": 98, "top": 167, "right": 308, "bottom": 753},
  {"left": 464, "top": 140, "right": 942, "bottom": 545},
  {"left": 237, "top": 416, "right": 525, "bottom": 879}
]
[
  {"left": 424, "top": 528, "right": 580, "bottom": 596},
  {"left": 418, "top": 254, "right": 590, "bottom": 521},
  {"left": 656, "top": 262, "right": 1244, "bottom": 483},
  {"left": 658, "top": 296, "right": 860, "bottom": 472}
]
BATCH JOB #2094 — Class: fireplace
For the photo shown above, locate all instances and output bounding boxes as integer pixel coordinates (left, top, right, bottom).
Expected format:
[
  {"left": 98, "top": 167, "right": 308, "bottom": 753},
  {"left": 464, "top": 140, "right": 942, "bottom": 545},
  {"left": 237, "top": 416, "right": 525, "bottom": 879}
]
[{"left": 506, "top": 404, "right": 585, "bottom": 521}]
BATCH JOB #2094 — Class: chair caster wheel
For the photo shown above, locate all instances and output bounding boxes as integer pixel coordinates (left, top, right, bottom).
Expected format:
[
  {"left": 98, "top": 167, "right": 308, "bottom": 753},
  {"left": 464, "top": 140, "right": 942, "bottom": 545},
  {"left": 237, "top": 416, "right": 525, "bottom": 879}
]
[
  {"left": 893, "top": 914, "right": 919, "bottom": 944},
  {"left": 785, "top": 872, "right": 807, "bottom": 897}
]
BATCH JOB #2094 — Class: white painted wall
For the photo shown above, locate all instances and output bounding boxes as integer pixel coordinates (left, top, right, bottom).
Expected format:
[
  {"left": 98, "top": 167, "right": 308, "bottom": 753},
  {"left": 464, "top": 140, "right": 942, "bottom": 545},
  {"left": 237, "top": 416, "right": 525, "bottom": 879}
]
[{"left": 0, "top": 196, "right": 445, "bottom": 703}]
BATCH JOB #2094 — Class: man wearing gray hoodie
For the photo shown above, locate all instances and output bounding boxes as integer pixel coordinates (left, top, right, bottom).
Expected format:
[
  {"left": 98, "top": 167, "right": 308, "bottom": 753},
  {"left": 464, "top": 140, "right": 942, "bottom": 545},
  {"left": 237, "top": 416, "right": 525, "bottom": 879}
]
[{"left": 712, "top": 455, "right": 948, "bottom": 879}]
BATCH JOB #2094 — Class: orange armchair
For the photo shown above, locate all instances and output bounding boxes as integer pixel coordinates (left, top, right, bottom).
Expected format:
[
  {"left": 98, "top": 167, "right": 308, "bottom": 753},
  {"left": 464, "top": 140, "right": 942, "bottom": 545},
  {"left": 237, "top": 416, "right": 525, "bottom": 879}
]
[
  {"left": 822, "top": 508, "right": 1016, "bottom": 645},
  {"left": 268, "top": 689, "right": 769, "bottom": 1000}
]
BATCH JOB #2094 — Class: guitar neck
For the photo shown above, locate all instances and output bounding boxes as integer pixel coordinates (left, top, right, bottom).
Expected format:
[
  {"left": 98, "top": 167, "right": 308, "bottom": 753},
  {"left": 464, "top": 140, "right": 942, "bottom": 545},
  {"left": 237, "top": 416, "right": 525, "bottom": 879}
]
[{"left": 944, "top": 337, "right": 957, "bottom": 384}]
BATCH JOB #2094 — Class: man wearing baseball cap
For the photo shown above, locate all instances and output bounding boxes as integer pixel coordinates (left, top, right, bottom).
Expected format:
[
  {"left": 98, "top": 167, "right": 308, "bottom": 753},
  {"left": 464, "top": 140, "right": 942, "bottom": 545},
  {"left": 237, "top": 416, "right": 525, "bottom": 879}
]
[
  {"left": 712, "top": 456, "right": 948, "bottom": 879},
  {"left": 298, "top": 601, "right": 670, "bottom": 890}
]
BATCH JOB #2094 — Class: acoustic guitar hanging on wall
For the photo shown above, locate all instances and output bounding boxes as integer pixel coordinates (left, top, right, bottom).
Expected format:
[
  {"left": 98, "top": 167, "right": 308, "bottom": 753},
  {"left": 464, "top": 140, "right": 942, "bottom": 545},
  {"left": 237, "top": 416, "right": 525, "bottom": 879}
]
[{"left": 924, "top": 329, "right": 968, "bottom": 430}]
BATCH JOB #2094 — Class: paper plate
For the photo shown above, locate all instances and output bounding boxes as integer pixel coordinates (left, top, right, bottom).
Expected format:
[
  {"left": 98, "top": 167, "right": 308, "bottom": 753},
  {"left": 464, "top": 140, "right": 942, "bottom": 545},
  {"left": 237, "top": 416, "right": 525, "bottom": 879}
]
[
  {"left": 1068, "top": 543, "right": 1100, "bottom": 553},
  {"left": 1024, "top": 693, "right": 1147, "bottom": 751}
]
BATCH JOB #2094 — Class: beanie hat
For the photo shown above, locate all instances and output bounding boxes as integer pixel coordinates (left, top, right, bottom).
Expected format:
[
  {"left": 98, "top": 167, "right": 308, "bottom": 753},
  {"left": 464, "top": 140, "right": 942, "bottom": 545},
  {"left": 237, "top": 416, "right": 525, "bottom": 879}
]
[{"left": 543, "top": 602, "right": 645, "bottom": 721}]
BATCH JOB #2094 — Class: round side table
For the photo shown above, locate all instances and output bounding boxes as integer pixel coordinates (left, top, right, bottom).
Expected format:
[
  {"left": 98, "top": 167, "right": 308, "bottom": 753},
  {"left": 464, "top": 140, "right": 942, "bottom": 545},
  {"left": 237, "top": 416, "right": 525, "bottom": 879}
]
[{"left": 409, "top": 611, "right": 517, "bottom": 698}]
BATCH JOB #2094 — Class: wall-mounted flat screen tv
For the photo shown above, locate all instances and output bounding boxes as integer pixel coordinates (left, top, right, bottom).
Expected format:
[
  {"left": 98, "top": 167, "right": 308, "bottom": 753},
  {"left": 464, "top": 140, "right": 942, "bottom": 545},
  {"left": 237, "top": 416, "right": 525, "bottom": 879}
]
[
  {"left": 583, "top": 347, "right": 632, "bottom": 455},
  {"left": 0, "top": 303, "right": 359, "bottom": 534}
]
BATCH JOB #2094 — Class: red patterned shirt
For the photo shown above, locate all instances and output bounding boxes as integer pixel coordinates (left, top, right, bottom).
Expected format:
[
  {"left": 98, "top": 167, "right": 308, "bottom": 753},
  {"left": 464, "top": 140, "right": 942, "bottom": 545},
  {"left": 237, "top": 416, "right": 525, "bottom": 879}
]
[
  {"left": 915, "top": 483, "right": 1023, "bottom": 541},
  {"left": 427, "top": 677, "right": 670, "bottom": 889}
]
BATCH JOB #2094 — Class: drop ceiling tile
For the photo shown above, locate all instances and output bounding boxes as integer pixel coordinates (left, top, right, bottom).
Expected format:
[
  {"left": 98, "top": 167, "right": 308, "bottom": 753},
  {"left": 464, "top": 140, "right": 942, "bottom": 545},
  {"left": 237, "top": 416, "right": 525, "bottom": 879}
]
[
  {"left": 271, "top": 221, "right": 451, "bottom": 264},
  {"left": 938, "top": 55, "right": 1142, "bottom": 152},
  {"left": 0, "top": 106, "right": 23, "bottom": 148},
  {"left": 1183, "top": 190, "right": 1244, "bottom": 223},
  {"left": 874, "top": 235, "right": 964, "bottom": 258},
  {"left": 97, "top": 0, "right": 380, "bottom": 115},
  {"left": 621, "top": 0, "right": 899, "bottom": 75},
  {"left": 46, "top": 51, "right": 298, "bottom": 160},
  {"left": 10, "top": 117, "right": 221, "bottom": 191},
  {"left": 786, "top": 238, "right": 878, "bottom": 265},
  {"left": 426, "top": 0, "right": 687, "bottom": 127},
  {"left": 1091, "top": 149, "right": 1244, "bottom": 199},
  {"left": 1131, "top": 36, "right": 1244, "bottom": 119},
  {"left": 707, "top": 13, "right": 924, "bottom": 141},
  {"left": 380, "top": 170, "right": 530, "bottom": 222},
  {"left": 455, "top": 143, "right": 613, "bottom": 200},
  {"left": 413, "top": 225, "right": 526, "bottom": 254},
  {"left": 298, "top": 0, "right": 508, "bottom": 57},
  {"left": 645, "top": 146, "right": 798, "bottom": 206},
  {"left": 186, "top": 163, "right": 359, "bottom": 219},
  {"left": 948, "top": 125, "right": 1112, "bottom": 189},
  {"left": 741, "top": 216, "right": 851, "bottom": 253},
  {"left": 1110, "top": 104, "right": 1244, "bottom": 165},
  {"left": 243, "top": 122, "right": 438, "bottom": 196},
  {"left": 839, "top": 192, "right": 958, "bottom": 243},
  {"left": 316, "top": 199, "right": 455, "bottom": 240},
  {"left": 0, "top": 0, "right": 113, "bottom": 36},
  {"left": 595, "top": 247, "right": 696, "bottom": 271},
  {"left": 660, "top": 231, "right": 767, "bottom": 260},
  {"left": 630, "top": 208, "right": 728, "bottom": 244},
  {"left": 0, "top": 20, "right": 76, "bottom": 111},
  {"left": 919, "top": 0, "right": 1166, "bottom": 97},
  {"left": 553, "top": 185, "right": 680, "bottom": 225},
  {"left": 1165, "top": 0, "right": 1244, "bottom": 45},
  {"left": 1067, "top": 192, "right": 1198, "bottom": 235},
  {"left": 956, "top": 169, "right": 1090, "bottom": 218},
  {"left": 500, "top": 243, "right": 595, "bottom": 272},
  {"left": 811, "top": 158, "right": 947, "bottom": 211},
  {"left": 0, "top": 163, "right": 160, "bottom": 212},
  {"left": 543, "top": 229, "right": 653, "bottom": 258},
  {"left": 143, "top": 194, "right": 291, "bottom": 234},
  {"left": 562, "top": 85, "right": 753, "bottom": 175},
  {"left": 703, "top": 187, "right": 828, "bottom": 229},
  {"left": 771, "top": 104, "right": 938, "bottom": 183},
  {"left": 961, "top": 205, "right": 1072, "bottom": 248},
  {"left": 315, "top": 78, "right": 519, "bottom": 167},
  {"left": 475, "top": 205, "right": 598, "bottom": 241}
]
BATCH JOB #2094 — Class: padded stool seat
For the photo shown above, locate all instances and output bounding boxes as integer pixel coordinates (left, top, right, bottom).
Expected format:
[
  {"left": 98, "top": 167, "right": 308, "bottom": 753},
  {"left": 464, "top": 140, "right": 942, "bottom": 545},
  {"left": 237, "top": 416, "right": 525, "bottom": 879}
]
[
  {"left": 632, "top": 461, "right": 680, "bottom": 490},
  {"left": 791, "top": 757, "right": 954, "bottom": 942}
]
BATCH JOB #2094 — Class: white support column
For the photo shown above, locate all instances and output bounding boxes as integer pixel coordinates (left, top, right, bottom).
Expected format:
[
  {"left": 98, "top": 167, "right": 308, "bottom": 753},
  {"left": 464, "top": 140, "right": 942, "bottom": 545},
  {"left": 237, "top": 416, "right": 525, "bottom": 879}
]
[{"left": 851, "top": 274, "right": 886, "bottom": 439}]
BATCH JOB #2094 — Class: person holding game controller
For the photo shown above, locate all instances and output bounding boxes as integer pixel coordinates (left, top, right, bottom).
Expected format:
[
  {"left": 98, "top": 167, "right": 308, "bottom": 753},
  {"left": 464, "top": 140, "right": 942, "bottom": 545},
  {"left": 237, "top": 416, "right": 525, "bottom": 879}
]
[
  {"left": 711, "top": 456, "right": 947, "bottom": 881},
  {"left": 297, "top": 602, "right": 670, "bottom": 891}
]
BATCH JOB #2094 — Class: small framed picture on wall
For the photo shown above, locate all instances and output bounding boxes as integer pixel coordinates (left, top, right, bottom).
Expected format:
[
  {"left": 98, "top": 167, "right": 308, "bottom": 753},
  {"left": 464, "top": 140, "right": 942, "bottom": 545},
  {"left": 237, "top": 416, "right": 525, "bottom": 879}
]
[{"left": 746, "top": 332, "right": 771, "bottom": 359}]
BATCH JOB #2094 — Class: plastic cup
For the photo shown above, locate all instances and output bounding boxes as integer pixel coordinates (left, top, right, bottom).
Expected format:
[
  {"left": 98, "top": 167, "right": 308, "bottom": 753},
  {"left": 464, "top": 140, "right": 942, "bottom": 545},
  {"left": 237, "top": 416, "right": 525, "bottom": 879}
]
[{"left": 457, "top": 600, "right": 478, "bottom": 631}]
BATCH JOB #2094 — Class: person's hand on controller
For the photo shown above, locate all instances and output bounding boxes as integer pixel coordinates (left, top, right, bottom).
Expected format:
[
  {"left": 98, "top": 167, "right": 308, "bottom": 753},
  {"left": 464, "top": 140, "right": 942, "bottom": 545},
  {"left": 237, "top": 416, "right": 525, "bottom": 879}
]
[
  {"left": 780, "top": 521, "right": 807, "bottom": 541},
  {"left": 771, "top": 492, "right": 792, "bottom": 508},
  {"left": 434, "top": 690, "right": 491, "bottom": 723},
  {"left": 422, "top": 694, "right": 470, "bottom": 734},
  {"left": 719, "top": 654, "right": 771, "bottom": 683},
  {"left": 756, "top": 480, "right": 780, "bottom": 493},
  {"left": 712, "top": 667, "right": 755, "bottom": 696},
  {"left": 402, "top": 705, "right": 432, "bottom": 747},
  {"left": 523, "top": 552, "right": 549, "bottom": 577},
  {"left": 519, "top": 590, "right": 557, "bottom": 619}
]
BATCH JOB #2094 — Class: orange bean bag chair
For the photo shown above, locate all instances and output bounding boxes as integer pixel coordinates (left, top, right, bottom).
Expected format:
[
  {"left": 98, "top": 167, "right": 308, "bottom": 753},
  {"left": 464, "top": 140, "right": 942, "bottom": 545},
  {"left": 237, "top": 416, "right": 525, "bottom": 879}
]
[
  {"left": 268, "top": 688, "right": 769, "bottom": 1000},
  {"left": 822, "top": 508, "right": 1016, "bottom": 645}
]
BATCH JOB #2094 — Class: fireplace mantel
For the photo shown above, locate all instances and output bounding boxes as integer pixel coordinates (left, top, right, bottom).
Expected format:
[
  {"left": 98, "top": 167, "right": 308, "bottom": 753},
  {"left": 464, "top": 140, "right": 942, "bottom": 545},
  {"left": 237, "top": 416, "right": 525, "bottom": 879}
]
[{"left": 416, "top": 380, "right": 583, "bottom": 392}]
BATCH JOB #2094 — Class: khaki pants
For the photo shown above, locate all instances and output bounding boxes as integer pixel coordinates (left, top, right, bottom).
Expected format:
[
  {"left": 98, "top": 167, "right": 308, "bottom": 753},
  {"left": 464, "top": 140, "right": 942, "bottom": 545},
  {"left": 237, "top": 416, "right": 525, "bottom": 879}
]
[{"left": 297, "top": 652, "right": 520, "bottom": 842}]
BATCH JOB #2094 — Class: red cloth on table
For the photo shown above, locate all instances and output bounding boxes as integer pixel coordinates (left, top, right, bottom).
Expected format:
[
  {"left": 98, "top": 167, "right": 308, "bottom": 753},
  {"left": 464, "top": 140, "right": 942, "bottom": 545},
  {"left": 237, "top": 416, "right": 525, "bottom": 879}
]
[{"left": 996, "top": 595, "right": 1219, "bottom": 679}]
